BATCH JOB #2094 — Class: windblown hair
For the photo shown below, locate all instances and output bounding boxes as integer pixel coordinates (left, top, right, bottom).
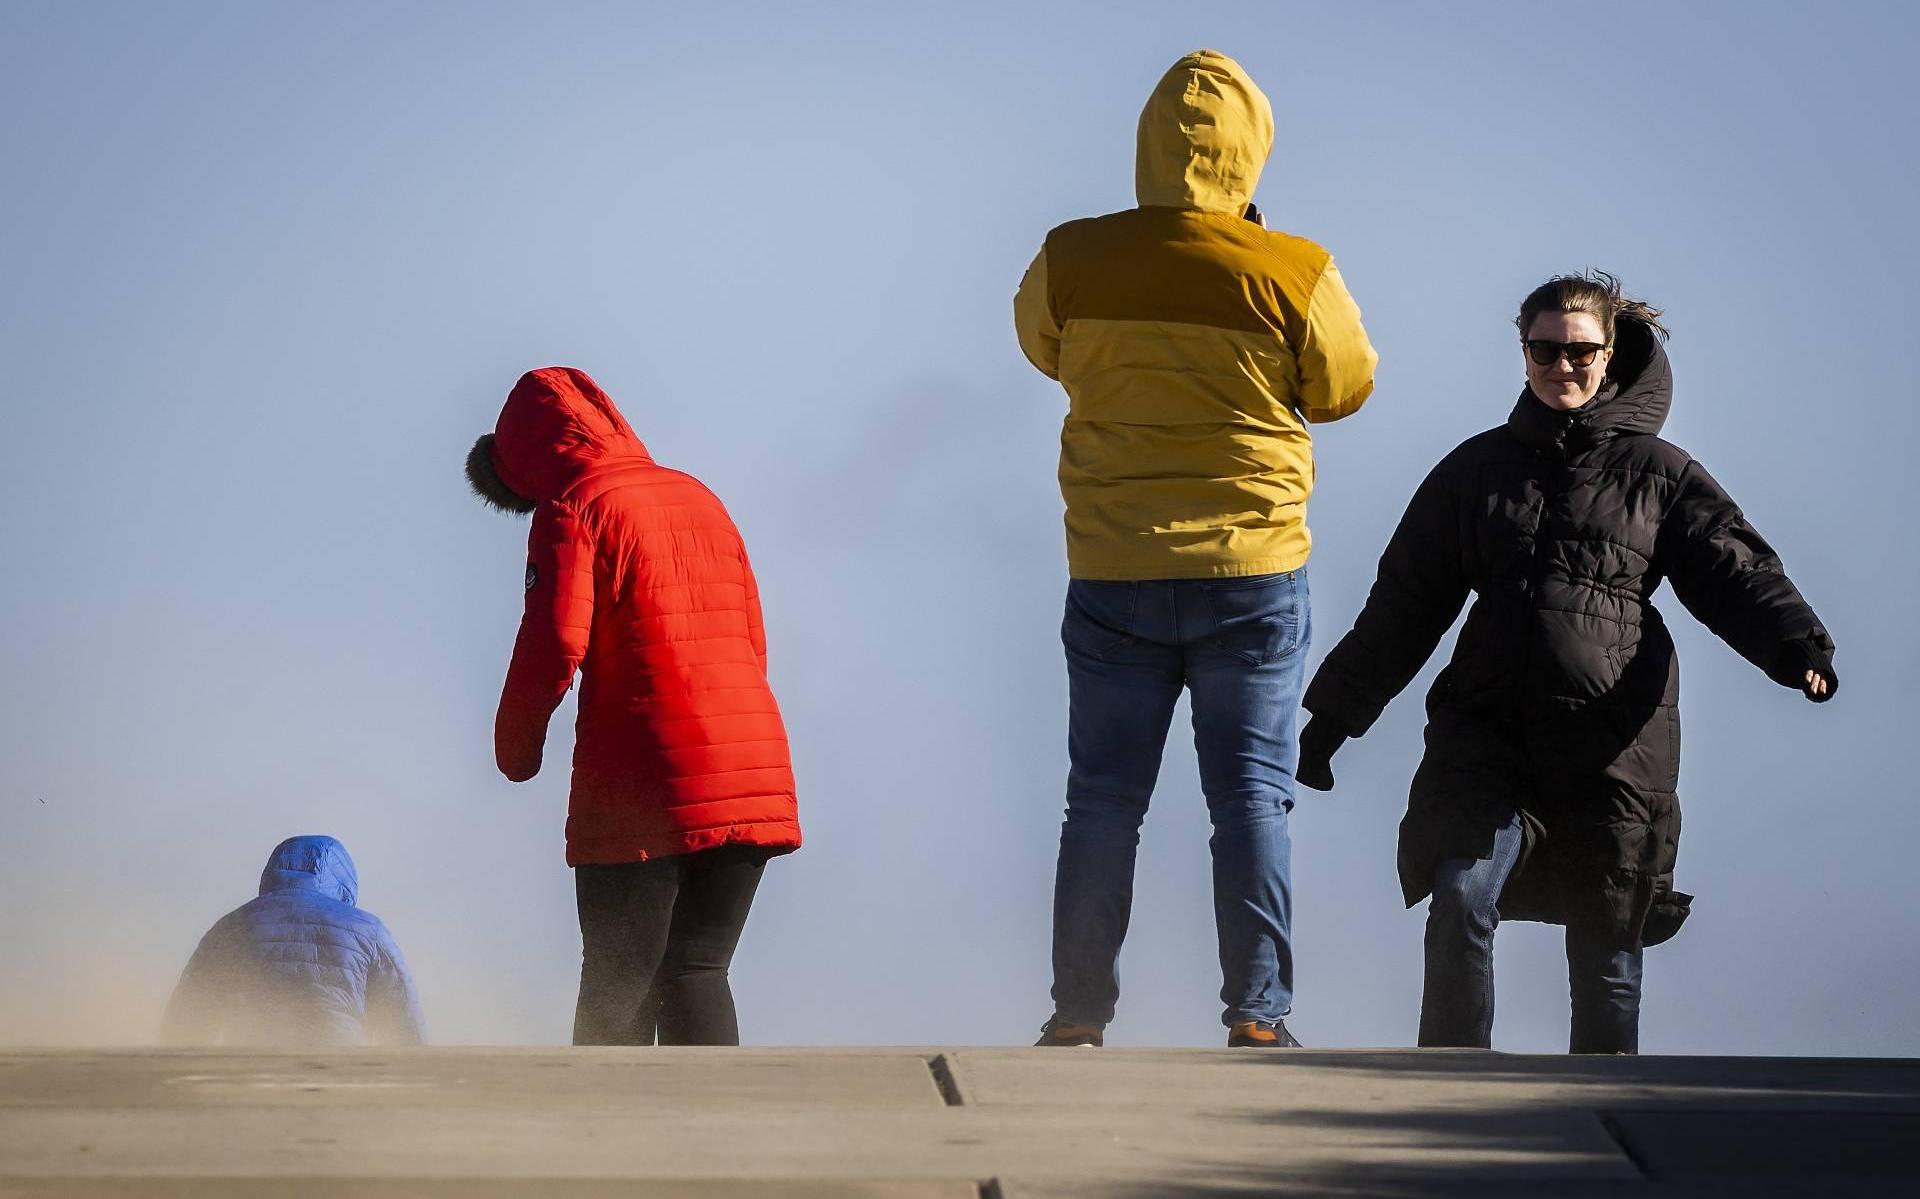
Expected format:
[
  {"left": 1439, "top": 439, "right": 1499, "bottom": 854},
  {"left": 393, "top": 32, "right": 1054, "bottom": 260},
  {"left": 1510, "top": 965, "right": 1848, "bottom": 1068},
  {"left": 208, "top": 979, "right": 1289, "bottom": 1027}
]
[
  {"left": 1516, "top": 270, "right": 1669, "bottom": 345},
  {"left": 465, "top": 434, "right": 535, "bottom": 514}
]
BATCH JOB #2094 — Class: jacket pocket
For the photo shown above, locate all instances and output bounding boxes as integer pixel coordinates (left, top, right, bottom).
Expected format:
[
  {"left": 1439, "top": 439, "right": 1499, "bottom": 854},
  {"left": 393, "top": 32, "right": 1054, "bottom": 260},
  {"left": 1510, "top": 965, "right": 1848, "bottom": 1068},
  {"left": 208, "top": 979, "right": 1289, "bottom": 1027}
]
[{"left": 1641, "top": 888, "right": 1693, "bottom": 947}]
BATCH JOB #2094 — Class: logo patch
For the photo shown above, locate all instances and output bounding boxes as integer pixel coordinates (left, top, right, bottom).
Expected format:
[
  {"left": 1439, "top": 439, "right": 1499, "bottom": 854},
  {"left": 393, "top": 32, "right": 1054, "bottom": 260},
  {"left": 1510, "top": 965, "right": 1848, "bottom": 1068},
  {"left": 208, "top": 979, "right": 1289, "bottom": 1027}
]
[{"left": 524, "top": 562, "right": 538, "bottom": 592}]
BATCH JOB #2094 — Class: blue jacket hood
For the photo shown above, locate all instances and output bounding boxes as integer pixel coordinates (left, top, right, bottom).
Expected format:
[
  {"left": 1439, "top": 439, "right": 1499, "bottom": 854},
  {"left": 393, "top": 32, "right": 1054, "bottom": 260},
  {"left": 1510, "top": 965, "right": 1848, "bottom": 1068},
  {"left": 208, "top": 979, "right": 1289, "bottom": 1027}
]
[{"left": 258, "top": 835, "right": 358, "bottom": 906}]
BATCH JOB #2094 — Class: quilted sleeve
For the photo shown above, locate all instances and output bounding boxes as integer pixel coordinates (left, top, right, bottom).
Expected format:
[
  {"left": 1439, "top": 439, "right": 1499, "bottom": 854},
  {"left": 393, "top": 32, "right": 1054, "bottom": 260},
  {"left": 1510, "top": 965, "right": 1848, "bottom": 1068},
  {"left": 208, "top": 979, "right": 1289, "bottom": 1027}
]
[
  {"left": 364, "top": 924, "right": 427, "bottom": 1046},
  {"left": 1296, "top": 258, "right": 1379, "bottom": 424},
  {"left": 1657, "top": 459, "right": 1833, "bottom": 679},
  {"left": 159, "top": 922, "right": 233, "bottom": 1045},
  {"left": 1013, "top": 245, "right": 1063, "bottom": 380},
  {"left": 495, "top": 500, "right": 596, "bottom": 782},
  {"left": 1304, "top": 459, "right": 1469, "bottom": 735}
]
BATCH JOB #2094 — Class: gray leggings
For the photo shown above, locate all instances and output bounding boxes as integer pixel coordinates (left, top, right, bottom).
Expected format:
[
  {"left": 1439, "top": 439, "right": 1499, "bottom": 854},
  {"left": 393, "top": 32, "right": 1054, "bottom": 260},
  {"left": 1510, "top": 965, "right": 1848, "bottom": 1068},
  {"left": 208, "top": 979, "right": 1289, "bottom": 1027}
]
[{"left": 572, "top": 845, "right": 770, "bottom": 1046}]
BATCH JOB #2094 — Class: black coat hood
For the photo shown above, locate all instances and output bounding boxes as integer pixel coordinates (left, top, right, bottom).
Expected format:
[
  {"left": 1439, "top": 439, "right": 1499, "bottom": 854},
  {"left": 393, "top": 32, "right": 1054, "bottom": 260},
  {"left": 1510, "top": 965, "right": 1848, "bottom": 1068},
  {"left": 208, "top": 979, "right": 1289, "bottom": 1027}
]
[{"left": 1507, "top": 315, "right": 1672, "bottom": 454}]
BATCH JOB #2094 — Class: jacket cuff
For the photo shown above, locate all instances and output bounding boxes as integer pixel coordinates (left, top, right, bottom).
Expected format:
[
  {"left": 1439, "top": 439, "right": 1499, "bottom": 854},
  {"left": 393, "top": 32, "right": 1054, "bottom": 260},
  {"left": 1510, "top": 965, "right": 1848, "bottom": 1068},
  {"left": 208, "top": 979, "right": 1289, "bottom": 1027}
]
[{"left": 1302, "top": 672, "right": 1380, "bottom": 738}]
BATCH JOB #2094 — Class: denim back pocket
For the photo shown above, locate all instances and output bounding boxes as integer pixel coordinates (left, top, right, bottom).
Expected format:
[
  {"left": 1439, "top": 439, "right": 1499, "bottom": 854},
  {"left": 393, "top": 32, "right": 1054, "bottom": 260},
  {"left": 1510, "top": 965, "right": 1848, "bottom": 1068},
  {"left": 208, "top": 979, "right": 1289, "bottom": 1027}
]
[
  {"left": 1063, "top": 580, "right": 1138, "bottom": 661},
  {"left": 1200, "top": 571, "right": 1302, "bottom": 667}
]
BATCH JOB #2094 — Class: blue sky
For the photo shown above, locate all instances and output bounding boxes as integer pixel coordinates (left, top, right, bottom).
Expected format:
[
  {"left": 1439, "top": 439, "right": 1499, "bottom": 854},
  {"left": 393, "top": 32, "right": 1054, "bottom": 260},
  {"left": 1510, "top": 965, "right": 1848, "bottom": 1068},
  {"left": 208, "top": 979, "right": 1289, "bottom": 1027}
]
[{"left": 2, "top": 0, "right": 1915, "bottom": 1053}]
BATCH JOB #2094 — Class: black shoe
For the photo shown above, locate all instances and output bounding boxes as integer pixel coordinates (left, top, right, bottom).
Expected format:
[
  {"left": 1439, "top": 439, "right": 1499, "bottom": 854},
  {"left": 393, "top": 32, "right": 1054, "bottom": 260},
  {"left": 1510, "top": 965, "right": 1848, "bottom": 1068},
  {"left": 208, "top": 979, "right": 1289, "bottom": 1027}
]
[
  {"left": 1035, "top": 1016, "right": 1104, "bottom": 1047},
  {"left": 1228, "top": 1019, "right": 1302, "bottom": 1048}
]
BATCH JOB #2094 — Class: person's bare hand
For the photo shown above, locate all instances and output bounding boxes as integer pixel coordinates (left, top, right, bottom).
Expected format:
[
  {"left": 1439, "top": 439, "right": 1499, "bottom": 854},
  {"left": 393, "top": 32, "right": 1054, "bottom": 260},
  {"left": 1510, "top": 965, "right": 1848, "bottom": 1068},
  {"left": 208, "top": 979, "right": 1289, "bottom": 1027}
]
[{"left": 1774, "top": 640, "right": 1837, "bottom": 703}]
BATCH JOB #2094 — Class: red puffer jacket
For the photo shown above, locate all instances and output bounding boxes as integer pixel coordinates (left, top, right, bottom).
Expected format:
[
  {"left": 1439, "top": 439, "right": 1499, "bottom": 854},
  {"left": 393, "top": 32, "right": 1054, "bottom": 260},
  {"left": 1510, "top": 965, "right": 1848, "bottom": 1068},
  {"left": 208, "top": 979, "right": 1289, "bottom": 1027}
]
[{"left": 470, "top": 367, "right": 799, "bottom": 865}]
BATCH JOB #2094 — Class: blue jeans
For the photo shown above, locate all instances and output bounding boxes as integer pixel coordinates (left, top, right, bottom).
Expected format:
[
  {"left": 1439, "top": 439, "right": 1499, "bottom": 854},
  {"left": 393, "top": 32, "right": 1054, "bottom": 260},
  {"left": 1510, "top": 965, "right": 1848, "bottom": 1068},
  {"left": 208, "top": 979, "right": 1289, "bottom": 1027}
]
[
  {"left": 1051, "top": 570, "right": 1309, "bottom": 1029},
  {"left": 1418, "top": 811, "right": 1645, "bottom": 1053}
]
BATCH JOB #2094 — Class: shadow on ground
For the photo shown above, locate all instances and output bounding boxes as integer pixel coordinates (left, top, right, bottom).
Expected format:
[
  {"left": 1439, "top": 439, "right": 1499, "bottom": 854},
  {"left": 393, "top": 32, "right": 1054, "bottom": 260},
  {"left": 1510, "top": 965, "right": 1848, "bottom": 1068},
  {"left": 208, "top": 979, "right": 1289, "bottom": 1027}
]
[{"left": 1082, "top": 1051, "right": 1920, "bottom": 1198}]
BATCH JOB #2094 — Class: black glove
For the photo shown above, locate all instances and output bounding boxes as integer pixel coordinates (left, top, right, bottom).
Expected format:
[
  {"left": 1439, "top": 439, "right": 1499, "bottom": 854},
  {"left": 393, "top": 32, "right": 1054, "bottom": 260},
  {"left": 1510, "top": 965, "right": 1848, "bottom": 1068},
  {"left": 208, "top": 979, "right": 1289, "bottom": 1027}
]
[
  {"left": 1771, "top": 638, "right": 1838, "bottom": 703},
  {"left": 1296, "top": 716, "right": 1350, "bottom": 792}
]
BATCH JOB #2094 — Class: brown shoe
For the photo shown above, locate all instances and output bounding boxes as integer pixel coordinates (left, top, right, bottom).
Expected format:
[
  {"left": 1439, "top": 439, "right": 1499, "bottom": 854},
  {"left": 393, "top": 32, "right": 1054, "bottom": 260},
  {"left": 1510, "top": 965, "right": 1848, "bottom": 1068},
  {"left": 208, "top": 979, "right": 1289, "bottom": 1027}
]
[
  {"left": 1035, "top": 1017, "right": 1104, "bottom": 1047},
  {"left": 1228, "top": 1019, "right": 1302, "bottom": 1048}
]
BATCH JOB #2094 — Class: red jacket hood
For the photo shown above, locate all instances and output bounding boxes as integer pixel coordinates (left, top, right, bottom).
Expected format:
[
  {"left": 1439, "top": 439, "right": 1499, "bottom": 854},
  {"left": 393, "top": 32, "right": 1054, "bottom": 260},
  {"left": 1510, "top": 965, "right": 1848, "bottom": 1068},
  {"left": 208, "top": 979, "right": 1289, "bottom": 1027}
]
[{"left": 490, "top": 367, "right": 651, "bottom": 503}]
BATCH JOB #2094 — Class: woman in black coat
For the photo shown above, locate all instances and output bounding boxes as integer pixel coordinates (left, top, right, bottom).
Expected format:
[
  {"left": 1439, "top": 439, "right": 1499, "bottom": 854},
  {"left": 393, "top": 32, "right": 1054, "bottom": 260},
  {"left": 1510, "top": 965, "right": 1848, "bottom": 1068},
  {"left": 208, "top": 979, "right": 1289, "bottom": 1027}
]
[{"left": 1298, "top": 272, "right": 1836, "bottom": 1054}]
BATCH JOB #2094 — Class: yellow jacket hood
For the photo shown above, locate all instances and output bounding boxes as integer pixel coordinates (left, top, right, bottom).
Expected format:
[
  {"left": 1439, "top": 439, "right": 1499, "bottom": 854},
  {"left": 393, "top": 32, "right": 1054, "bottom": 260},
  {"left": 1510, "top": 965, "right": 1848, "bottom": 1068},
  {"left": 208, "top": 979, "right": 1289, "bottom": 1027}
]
[{"left": 1135, "top": 50, "right": 1273, "bottom": 213}]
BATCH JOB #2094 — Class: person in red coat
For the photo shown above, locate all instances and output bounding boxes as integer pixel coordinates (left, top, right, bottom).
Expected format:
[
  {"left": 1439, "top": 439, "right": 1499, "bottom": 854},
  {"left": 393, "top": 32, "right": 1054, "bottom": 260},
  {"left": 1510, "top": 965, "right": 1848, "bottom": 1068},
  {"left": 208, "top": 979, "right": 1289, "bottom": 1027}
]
[{"left": 467, "top": 366, "right": 800, "bottom": 1045}]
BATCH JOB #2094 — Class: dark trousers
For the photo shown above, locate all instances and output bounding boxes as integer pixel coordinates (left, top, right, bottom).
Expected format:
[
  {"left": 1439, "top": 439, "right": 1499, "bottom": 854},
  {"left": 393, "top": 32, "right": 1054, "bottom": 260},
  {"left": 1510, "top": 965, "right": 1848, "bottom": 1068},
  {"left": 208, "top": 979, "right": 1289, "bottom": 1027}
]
[
  {"left": 572, "top": 845, "right": 769, "bottom": 1046},
  {"left": 1417, "top": 810, "right": 1644, "bottom": 1054}
]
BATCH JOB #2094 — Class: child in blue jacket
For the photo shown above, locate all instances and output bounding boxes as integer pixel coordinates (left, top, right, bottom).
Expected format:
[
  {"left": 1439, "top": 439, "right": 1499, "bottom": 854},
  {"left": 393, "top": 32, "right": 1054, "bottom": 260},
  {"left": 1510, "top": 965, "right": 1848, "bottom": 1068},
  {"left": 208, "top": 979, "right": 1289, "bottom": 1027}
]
[{"left": 162, "top": 835, "right": 425, "bottom": 1046}]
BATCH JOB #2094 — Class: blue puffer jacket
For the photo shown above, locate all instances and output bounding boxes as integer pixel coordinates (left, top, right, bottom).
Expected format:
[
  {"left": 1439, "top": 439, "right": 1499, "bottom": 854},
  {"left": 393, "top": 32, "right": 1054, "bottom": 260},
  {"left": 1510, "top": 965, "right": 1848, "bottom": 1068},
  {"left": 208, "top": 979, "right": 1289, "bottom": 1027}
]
[{"left": 162, "top": 836, "right": 426, "bottom": 1046}]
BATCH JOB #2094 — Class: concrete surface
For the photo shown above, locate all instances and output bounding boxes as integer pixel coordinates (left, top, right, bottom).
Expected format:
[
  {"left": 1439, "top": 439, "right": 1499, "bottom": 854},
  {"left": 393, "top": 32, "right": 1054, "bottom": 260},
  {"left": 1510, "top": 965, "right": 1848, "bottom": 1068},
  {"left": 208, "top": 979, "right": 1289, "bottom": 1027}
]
[{"left": 2, "top": 1047, "right": 1917, "bottom": 1197}]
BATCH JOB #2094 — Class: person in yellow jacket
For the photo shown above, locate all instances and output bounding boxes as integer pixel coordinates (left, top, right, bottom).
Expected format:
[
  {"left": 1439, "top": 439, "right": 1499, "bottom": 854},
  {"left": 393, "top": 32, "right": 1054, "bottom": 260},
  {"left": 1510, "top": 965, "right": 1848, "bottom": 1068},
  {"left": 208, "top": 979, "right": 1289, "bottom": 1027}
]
[{"left": 1015, "top": 50, "right": 1377, "bottom": 1048}]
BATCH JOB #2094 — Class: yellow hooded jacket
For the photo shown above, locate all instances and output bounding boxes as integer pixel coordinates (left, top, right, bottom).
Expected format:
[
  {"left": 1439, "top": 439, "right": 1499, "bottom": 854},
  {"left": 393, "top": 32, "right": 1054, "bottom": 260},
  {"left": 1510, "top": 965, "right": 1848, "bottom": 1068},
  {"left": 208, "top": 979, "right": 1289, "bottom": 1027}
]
[{"left": 1015, "top": 51, "right": 1378, "bottom": 580}]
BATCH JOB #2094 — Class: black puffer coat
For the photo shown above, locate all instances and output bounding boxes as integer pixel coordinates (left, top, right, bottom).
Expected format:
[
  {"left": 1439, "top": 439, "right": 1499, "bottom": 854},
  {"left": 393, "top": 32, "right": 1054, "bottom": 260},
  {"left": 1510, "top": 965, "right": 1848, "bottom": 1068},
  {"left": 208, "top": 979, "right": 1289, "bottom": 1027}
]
[{"left": 1304, "top": 317, "right": 1832, "bottom": 947}]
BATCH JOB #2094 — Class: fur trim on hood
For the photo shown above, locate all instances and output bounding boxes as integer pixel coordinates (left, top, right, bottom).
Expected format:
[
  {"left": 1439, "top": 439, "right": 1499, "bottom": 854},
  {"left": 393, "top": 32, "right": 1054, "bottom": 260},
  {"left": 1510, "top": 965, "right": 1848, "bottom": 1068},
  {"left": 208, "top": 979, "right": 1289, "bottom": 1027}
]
[{"left": 466, "top": 434, "right": 535, "bottom": 514}]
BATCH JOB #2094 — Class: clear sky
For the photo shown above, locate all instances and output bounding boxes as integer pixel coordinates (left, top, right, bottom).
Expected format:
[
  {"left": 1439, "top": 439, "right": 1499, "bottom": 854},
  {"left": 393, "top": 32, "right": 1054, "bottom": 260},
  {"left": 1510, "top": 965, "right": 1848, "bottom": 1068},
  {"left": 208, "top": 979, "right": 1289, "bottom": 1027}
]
[{"left": 3, "top": 0, "right": 1915, "bottom": 1054}]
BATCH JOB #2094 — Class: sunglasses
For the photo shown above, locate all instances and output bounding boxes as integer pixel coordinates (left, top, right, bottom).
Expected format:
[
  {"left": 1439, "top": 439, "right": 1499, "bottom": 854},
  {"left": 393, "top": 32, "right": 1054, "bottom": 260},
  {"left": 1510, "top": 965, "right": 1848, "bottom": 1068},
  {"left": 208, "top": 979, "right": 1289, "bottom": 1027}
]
[{"left": 1524, "top": 339, "right": 1608, "bottom": 368}]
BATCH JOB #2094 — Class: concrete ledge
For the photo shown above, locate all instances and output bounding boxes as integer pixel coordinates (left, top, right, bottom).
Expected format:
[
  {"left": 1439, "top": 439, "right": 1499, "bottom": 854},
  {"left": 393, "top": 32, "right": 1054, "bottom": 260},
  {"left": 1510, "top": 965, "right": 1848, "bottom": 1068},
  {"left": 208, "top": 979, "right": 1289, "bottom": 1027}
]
[{"left": 2, "top": 1048, "right": 1916, "bottom": 1197}]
